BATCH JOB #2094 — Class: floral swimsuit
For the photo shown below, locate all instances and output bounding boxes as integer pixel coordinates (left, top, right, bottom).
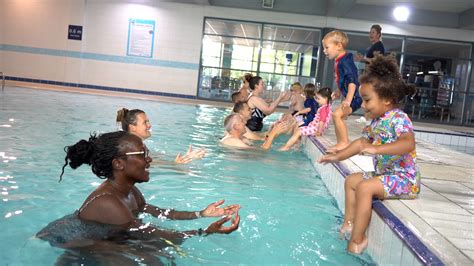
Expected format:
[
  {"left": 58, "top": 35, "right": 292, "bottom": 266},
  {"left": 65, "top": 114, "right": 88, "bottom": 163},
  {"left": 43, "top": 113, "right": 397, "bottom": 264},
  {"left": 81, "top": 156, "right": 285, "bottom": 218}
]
[{"left": 362, "top": 109, "right": 421, "bottom": 199}]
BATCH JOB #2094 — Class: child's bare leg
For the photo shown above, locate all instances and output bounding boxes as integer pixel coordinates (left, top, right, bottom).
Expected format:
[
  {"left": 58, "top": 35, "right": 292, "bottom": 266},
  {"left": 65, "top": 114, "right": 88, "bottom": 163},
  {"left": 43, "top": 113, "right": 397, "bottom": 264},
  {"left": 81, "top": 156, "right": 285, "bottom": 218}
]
[
  {"left": 342, "top": 173, "right": 364, "bottom": 230},
  {"left": 279, "top": 127, "right": 301, "bottom": 151},
  {"left": 331, "top": 106, "right": 352, "bottom": 151},
  {"left": 348, "top": 178, "right": 384, "bottom": 253}
]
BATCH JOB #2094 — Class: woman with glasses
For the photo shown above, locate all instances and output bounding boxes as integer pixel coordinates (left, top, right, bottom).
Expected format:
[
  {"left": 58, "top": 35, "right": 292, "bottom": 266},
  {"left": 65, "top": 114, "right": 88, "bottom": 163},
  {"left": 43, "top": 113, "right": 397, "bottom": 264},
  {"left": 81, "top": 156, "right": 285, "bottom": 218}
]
[
  {"left": 37, "top": 131, "right": 240, "bottom": 263},
  {"left": 116, "top": 108, "right": 205, "bottom": 164}
]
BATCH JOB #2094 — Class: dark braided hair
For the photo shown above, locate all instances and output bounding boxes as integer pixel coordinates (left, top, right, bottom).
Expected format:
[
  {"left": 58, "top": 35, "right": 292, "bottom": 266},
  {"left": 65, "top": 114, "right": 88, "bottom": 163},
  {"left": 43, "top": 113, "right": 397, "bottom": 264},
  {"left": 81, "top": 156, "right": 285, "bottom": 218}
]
[
  {"left": 359, "top": 55, "right": 416, "bottom": 105},
  {"left": 59, "top": 131, "right": 132, "bottom": 181},
  {"left": 116, "top": 108, "right": 145, "bottom": 132}
]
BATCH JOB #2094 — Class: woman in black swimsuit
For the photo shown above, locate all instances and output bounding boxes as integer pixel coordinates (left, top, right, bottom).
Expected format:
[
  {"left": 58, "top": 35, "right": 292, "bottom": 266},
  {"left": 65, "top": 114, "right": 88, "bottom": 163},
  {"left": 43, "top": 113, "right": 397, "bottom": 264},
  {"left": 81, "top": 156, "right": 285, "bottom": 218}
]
[
  {"left": 37, "top": 131, "right": 240, "bottom": 263},
  {"left": 246, "top": 76, "right": 290, "bottom": 131}
]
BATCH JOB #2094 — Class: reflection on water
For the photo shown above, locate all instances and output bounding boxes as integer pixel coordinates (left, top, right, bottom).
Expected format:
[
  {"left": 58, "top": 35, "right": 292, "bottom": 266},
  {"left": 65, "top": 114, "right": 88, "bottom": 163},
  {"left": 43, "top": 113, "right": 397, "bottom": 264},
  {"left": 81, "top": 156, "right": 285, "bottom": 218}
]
[{"left": 0, "top": 87, "right": 373, "bottom": 265}]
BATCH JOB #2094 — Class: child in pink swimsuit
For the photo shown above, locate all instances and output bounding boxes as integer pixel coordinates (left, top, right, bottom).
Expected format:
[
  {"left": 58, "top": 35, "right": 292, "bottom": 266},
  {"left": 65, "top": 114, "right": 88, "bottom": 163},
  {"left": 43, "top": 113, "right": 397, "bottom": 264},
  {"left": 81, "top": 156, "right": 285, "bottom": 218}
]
[{"left": 279, "top": 87, "right": 332, "bottom": 151}]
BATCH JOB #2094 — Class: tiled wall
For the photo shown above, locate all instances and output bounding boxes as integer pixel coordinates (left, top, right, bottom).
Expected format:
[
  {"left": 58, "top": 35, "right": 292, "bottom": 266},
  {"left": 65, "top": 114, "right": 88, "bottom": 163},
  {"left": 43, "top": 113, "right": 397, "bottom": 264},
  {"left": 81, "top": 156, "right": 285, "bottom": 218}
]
[
  {"left": 415, "top": 130, "right": 474, "bottom": 148},
  {"left": 1, "top": 0, "right": 474, "bottom": 98},
  {"left": 302, "top": 137, "right": 437, "bottom": 265},
  {"left": 0, "top": 0, "right": 204, "bottom": 96}
]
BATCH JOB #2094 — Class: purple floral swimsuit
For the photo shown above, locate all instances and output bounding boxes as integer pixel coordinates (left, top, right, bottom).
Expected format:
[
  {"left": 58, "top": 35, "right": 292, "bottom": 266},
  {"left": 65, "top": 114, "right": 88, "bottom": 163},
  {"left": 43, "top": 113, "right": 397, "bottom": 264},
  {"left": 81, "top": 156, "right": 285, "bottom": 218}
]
[{"left": 362, "top": 109, "right": 421, "bottom": 199}]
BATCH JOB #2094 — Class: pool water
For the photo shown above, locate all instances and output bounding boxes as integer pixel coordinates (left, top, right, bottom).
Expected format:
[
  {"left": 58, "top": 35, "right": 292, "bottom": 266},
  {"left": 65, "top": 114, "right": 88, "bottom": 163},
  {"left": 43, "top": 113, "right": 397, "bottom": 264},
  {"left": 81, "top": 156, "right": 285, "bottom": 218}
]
[{"left": 0, "top": 87, "right": 373, "bottom": 265}]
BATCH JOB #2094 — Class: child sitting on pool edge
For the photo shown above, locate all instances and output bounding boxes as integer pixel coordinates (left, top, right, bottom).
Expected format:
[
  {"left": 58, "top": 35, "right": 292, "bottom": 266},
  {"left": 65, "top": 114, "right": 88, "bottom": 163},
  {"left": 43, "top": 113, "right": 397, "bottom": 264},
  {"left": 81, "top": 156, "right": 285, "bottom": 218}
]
[
  {"left": 279, "top": 87, "right": 332, "bottom": 151},
  {"left": 318, "top": 55, "right": 420, "bottom": 254},
  {"left": 292, "top": 83, "right": 319, "bottom": 127}
]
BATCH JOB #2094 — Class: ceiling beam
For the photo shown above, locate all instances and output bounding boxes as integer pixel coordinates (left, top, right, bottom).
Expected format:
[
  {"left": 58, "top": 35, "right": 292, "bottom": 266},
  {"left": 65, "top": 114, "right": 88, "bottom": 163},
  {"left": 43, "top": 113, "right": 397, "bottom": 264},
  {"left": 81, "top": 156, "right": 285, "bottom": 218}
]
[
  {"left": 326, "top": 0, "right": 356, "bottom": 17},
  {"left": 343, "top": 4, "right": 460, "bottom": 29},
  {"left": 459, "top": 7, "right": 474, "bottom": 29}
]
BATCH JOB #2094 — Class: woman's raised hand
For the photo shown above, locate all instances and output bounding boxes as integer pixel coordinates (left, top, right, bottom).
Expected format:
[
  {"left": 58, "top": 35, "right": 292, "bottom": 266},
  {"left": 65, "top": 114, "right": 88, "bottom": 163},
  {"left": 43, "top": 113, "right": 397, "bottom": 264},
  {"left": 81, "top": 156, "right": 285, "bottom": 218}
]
[
  {"left": 175, "top": 144, "right": 206, "bottom": 164},
  {"left": 280, "top": 90, "right": 291, "bottom": 102},
  {"left": 200, "top": 199, "right": 240, "bottom": 217},
  {"left": 205, "top": 212, "right": 240, "bottom": 234}
]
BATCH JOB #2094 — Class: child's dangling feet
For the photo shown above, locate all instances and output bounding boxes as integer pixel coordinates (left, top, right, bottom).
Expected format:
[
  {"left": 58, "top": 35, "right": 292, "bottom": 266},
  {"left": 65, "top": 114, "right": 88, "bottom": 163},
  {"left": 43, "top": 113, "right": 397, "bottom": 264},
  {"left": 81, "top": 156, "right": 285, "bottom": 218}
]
[
  {"left": 339, "top": 220, "right": 352, "bottom": 240},
  {"left": 347, "top": 236, "right": 368, "bottom": 255}
]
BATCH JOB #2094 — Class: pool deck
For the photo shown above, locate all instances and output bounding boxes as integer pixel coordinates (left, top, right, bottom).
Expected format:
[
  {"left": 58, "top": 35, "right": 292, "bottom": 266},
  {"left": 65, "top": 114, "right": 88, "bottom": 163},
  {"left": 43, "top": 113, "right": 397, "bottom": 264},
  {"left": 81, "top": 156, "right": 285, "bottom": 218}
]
[
  {"left": 4, "top": 81, "right": 474, "bottom": 264},
  {"left": 318, "top": 116, "right": 474, "bottom": 265}
]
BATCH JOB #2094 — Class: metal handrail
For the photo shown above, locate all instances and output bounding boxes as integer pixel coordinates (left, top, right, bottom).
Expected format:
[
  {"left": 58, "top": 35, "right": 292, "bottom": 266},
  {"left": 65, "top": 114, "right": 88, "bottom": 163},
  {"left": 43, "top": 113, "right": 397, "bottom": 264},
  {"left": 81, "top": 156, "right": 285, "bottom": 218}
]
[{"left": 1, "top": 72, "right": 4, "bottom": 91}]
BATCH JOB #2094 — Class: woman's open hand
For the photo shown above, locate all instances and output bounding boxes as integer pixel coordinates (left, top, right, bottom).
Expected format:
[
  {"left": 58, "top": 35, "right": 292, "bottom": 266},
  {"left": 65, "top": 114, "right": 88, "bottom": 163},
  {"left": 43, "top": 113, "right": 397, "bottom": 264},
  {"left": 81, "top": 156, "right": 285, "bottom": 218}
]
[
  {"left": 175, "top": 144, "right": 206, "bottom": 164},
  {"left": 201, "top": 199, "right": 240, "bottom": 217},
  {"left": 205, "top": 212, "right": 240, "bottom": 234}
]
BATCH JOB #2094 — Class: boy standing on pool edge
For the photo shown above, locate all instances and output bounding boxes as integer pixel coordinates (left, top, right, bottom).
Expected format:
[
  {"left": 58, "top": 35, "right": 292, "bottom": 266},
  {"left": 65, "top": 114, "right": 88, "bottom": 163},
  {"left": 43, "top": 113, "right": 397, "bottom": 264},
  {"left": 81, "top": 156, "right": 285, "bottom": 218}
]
[{"left": 322, "top": 30, "right": 363, "bottom": 151}]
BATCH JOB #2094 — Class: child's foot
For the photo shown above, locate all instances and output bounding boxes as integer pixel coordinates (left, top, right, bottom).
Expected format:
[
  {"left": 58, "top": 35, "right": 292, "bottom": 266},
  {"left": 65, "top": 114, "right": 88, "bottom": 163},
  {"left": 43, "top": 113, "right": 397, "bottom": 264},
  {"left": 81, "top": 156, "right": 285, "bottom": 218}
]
[
  {"left": 278, "top": 145, "right": 290, "bottom": 151},
  {"left": 347, "top": 237, "right": 368, "bottom": 255},
  {"left": 339, "top": 221, "right": 353, "bottom": 240}
]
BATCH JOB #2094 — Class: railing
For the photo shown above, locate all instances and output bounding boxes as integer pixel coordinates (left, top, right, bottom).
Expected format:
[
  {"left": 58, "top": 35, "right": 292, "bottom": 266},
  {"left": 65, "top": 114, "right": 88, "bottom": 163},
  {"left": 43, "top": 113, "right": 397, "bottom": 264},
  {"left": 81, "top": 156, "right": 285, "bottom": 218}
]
[{"left": 1, "top": 72, "right": 4, "bottom": 91}]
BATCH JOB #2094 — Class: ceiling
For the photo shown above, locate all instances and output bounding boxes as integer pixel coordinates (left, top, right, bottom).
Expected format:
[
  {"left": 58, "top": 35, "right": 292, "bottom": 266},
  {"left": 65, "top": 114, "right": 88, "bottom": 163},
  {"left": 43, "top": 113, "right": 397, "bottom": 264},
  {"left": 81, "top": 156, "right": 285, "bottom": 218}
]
[{"left": 169, "top": 0, "right": 474, "bottom": 30}]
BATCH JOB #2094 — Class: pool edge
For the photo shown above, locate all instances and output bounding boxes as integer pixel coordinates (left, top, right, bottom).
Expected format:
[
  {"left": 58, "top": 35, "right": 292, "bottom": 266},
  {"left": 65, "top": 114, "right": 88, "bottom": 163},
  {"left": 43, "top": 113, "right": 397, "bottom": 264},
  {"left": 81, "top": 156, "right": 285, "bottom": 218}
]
[{"left": 304, "top": 136, "right": 444, "bottom": 266}]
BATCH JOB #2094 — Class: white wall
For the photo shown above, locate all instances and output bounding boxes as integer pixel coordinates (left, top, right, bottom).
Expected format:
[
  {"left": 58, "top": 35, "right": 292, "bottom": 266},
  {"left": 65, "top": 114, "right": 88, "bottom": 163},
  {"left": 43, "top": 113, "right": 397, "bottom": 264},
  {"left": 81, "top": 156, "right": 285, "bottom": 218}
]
[{"left": 1, "top": 0, "right": 473, "bottom": 96}]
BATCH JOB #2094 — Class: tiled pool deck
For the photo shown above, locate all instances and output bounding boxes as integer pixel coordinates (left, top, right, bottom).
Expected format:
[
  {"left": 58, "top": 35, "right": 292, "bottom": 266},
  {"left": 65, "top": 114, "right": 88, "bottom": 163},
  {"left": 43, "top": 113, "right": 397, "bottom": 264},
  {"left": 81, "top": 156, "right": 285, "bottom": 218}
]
[
  {"left": 307, "top": 116, "right": 473, "bottom": 265},
  {"left": 4, "top": 81, "right": 474, "bottom": 265}
]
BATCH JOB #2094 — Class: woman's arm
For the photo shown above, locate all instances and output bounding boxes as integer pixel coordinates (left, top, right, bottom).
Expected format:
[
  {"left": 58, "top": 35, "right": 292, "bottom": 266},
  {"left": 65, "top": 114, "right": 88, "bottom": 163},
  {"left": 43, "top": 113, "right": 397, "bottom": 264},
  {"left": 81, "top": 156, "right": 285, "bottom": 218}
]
[
  {"left": 142, "top": 199, "right": 240, "bottom": 220},
  {"left": 250, "top": 96, "right": 281, "bottom": 115},
  {"left": 127, "top": 212, "right": 240, "bottom": 244}
]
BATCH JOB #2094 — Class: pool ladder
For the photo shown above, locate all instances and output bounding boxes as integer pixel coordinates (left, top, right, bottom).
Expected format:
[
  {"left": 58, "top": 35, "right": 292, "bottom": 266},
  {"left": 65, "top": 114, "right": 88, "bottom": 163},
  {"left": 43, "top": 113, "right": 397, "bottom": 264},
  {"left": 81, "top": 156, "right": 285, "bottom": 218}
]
[{"left": 1, "top": 72, "right": 4, "bottom": 91}]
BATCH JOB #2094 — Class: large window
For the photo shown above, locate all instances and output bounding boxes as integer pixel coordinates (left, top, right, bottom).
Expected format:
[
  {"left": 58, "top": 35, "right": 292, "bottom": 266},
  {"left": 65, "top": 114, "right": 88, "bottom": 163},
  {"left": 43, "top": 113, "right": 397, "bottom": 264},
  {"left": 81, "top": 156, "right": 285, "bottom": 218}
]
[
  {"left": 198, "top": 18, "right": 321, "bottom": 103},
  {"left": 319, "top": 29, "right": 472, "bottom": 125},
  {"left": 401, "top": 38, "right": 472, "bottom": 124},
  {"left": 198, "top": 19, "right": 473, "bottom": 126}
]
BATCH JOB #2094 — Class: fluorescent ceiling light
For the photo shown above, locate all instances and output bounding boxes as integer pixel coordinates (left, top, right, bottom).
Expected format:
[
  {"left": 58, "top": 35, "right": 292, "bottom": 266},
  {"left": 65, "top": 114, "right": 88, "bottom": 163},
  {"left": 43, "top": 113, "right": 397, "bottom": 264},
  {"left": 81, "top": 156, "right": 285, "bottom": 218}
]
[{"left": 393, "top": 6, "right": 409, "bottom": 22}]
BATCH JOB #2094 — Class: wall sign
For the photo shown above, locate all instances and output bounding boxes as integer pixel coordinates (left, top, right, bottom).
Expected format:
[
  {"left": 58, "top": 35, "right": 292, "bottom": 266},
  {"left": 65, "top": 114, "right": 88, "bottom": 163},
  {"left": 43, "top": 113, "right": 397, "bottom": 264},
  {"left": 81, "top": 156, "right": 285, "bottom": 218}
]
[
  {"left": 68, "top": 25, "right": 83, "bottom": 41},
  {"left": 127, "top": 19, "right": 155, "bottom": 58}
]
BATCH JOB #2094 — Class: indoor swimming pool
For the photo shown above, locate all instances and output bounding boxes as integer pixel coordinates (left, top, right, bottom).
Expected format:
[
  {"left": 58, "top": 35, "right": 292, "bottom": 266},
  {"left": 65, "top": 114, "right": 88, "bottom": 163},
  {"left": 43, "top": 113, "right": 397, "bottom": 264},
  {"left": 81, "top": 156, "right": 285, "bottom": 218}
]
[{"left": 0, "top": 86, "right": 374, "bottom": 265}]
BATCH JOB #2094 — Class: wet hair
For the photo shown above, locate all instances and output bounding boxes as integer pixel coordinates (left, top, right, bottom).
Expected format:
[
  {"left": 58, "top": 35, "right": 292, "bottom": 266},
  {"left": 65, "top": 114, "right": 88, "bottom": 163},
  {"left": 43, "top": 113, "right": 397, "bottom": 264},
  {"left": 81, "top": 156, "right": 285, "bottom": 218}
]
[
  {"left": 233, "top": 101, "right": 248, "bottom": 113},
  {"left": 291, "top": 82, "right": 302, "bottom": 90},
  {"left": 242, "top": 73, "right": 253, "bottom": 83},
  {"left": 359, "top": 55, "right": 416, "bottom": 105},
  {"left": 223, "top": 113, "right": 241, "bottom": 132},
  {"left": 59, "top": 131, "right": 135, "bottom": 181},
  {"left": 371, "top": 24, "right": 382, "bottom": 36},
  {"left": 116, "top": 108, "right": 145, "bottom": 132},
  {"left": 231, "top": 91, "right": 245, "bottom": 103},
  {"left": 323, "top": 30, "right": 349, "bottom": 48},
  {"left": 316, "top": 87, "right": 332, "bottom": 104},
  {"left": 249, "top": 76, "right": 263, "bottom": 91},
  {"left": 303, "top": 83, "right": 316, "bottom": 98}
]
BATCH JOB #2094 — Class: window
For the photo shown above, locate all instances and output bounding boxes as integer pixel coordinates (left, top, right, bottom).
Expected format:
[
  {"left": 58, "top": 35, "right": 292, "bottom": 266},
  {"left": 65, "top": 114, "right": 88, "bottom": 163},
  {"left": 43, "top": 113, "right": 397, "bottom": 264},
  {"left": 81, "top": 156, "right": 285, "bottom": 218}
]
[{"left": 198, "top": 18, "right": 321, "bottom": 103}]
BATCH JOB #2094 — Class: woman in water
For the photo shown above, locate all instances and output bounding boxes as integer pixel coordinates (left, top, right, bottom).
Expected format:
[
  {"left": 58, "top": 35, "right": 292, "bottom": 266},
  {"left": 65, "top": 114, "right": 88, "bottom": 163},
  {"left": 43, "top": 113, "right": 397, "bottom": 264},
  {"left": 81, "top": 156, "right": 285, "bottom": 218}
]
[
  {"left": 116, "top": 108, "right": 205, "bottom": 164},
  {"left": 37, "top": 131, "right": 240, "bottom": 263}
]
